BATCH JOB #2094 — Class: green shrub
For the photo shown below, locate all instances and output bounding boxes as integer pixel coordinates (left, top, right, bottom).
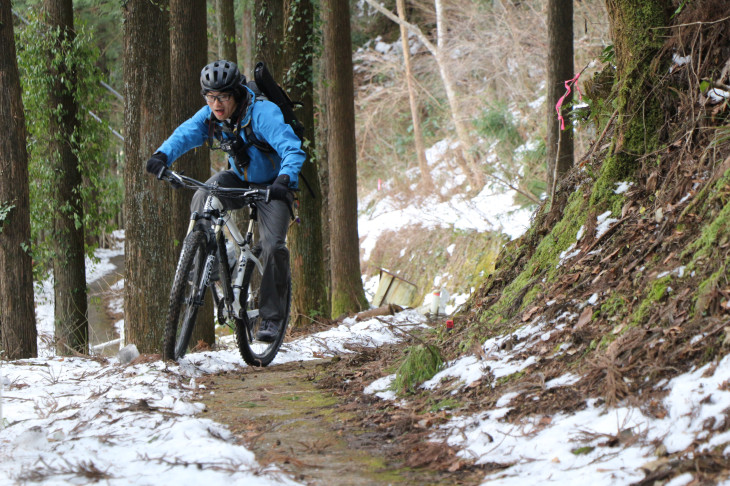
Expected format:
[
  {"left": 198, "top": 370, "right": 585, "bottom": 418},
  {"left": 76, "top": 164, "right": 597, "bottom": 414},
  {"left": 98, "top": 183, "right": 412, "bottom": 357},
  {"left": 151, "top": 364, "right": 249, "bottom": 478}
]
[{"left": 392, "top": 344, "right": 444, "bottom": 395}]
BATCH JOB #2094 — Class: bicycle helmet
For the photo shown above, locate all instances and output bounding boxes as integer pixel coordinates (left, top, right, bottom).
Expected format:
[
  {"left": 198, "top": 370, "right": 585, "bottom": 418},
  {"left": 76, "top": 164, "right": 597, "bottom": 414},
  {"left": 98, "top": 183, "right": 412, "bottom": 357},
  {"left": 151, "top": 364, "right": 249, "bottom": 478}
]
[{"left": 200, "top": 60, "right": 241, "bottom": 93}]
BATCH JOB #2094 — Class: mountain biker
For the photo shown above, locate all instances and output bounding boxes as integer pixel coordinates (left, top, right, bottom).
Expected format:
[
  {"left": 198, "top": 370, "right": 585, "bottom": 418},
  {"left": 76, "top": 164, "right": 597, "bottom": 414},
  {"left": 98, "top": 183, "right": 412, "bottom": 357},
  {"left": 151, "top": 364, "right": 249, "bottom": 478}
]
[{"left": 145, "top": 59, "right": 304, "bottom": 342}]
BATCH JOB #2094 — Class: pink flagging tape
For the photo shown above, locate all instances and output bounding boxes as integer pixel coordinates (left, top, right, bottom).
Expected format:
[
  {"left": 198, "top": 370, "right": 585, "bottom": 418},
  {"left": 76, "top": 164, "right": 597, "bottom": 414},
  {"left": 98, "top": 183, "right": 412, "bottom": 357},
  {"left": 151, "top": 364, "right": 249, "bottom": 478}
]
[{"left": 556, "top": 72, "right": 584, "bottom": 130}]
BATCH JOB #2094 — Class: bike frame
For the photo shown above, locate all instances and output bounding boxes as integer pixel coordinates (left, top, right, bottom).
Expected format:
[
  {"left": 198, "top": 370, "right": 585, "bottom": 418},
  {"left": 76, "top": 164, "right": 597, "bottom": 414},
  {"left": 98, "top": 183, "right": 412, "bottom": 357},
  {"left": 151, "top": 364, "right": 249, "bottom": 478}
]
[{"left": 187, "top": 192, "right": 265, "bottom": 323}]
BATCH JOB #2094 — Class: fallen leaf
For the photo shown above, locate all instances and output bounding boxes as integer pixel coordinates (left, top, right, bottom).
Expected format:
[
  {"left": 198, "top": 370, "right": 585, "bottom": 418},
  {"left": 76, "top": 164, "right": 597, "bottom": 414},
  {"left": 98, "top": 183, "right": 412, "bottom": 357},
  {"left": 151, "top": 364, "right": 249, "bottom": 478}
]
[
  {"left": 640, "top": 457, "right": 671, "bottom": 473},
  {"left": 576, "top": 307, "right": 593, "bottom": 329},
  {"left": 522, "top": 306, "right": 540, "bottom": 322}
]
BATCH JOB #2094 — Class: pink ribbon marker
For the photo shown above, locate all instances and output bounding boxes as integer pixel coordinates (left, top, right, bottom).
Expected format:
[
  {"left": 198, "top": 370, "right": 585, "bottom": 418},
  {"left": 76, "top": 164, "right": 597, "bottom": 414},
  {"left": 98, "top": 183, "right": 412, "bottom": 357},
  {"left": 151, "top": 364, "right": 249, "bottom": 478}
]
[{"left": 556, "top": 72, "right": 584, "bottom": 130}]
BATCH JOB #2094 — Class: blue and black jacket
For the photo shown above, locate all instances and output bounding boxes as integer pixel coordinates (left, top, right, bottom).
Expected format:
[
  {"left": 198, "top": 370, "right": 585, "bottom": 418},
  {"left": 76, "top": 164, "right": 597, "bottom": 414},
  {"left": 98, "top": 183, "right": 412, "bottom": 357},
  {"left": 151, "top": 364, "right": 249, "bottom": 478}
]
[{"left": 156, "top": 86, "right": 304, "bottom": 189}]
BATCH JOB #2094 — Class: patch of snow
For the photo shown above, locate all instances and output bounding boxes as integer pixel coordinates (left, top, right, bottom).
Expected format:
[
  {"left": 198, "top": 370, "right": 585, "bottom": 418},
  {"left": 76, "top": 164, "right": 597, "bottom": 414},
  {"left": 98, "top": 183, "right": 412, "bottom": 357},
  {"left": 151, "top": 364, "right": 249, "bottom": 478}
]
[
  {"left": 496, "top": 391, "right": 521, "bottom": 408},
  {"left": 614, "top": 181, "right": 633, "bottom": 194},
  {"left": 708, "top": 87, "right": 730, "bottom": 102},
  {"left": 656, "top": 266, "right": 686, "bottom": 279},
  {"left": 422, "top": 320, "right": 546, "bottom": 391},
  {"left": 364, "top": 374, "right": 397, "bottom": 400},
  {"left": 557, "top": 243, "right": 580, "bottom": 267},
  {"left": 595, "top": 211, "right": 618, "bottom": 239},
  {"left": 545, "top": 373, "right": 580, "bottom": 389}
]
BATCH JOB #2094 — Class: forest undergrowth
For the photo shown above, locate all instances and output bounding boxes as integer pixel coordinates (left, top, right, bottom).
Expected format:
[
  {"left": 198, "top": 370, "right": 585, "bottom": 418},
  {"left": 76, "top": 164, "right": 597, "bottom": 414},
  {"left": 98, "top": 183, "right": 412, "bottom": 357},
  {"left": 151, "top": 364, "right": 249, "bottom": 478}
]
[
  {"left": 352, "top": 0, "right": 610, "bottom": 307},
  {"left": 328, "top": 2, "right": 730, "bottom": 481}
]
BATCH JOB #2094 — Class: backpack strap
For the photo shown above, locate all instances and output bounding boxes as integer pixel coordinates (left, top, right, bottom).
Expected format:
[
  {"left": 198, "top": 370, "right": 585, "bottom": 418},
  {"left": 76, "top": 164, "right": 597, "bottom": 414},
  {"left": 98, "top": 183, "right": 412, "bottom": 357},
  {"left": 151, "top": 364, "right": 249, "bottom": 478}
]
[
  {"left": 206, "top": 105, "right": 252, "bottom": 173},
  {"left": 242, "top": 117, "right": 274, "bottom": 153}
]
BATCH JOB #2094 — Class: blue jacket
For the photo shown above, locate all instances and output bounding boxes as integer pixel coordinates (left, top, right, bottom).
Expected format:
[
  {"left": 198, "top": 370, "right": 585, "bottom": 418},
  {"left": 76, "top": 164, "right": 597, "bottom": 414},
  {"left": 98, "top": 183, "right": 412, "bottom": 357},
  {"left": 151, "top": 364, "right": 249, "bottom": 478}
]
[{"left": 156, "top": 87, "right": 305, "bottom": 188}]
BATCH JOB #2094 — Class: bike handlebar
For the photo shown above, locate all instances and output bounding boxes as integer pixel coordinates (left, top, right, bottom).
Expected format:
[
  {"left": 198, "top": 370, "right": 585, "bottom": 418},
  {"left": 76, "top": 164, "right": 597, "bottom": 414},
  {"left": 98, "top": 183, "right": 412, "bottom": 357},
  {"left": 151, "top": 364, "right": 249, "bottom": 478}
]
[{"left": 159, "top": 168, "right": 271, "bottom": 203}]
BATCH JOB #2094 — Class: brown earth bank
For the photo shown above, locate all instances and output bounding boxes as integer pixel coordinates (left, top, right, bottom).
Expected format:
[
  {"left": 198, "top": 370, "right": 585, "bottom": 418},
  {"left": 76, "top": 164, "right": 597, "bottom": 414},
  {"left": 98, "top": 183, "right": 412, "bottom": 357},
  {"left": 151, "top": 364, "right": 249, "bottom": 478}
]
[{"left": 196, "top": 350, "right": 490, "bottom": 486}]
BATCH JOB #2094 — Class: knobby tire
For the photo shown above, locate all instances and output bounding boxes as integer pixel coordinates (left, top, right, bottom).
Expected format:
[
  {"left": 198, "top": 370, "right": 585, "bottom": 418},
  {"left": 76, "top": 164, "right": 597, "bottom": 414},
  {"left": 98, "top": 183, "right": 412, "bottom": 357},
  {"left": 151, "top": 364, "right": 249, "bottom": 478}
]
[
  {"left": 163, "top": 230, "right": 208, "bottom": 361},
  {"left": 235, "top": 247, "right": 291, "bottom": 367}
]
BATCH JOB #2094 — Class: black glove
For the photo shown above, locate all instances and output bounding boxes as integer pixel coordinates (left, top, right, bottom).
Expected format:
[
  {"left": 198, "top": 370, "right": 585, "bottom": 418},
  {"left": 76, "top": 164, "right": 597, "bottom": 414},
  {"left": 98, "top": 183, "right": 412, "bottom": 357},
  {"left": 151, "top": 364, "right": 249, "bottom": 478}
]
[
  {"left": 268, "top": 174, "right": 291, "bottom": 201},
  {"left": 146, "top": 152, "right": 168, "bottom": 179}
]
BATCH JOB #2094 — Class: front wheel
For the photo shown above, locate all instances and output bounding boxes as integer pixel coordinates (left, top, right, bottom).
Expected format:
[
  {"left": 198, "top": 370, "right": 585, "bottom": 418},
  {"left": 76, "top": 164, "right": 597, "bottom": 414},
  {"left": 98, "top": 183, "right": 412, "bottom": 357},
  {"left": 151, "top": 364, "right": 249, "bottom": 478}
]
[
  {"left": 163, "top": 230, "right": 209, "bottom": 361},
  {"left": 235, "top": 247, "right": 291, "bottom": 366}
]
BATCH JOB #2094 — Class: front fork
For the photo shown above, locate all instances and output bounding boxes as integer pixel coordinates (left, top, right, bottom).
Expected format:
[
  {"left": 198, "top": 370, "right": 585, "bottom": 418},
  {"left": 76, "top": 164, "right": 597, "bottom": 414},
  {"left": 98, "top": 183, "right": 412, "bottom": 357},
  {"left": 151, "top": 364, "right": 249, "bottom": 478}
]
[{"left": 188, "top": 198, "right": 263, "bottom": 323}]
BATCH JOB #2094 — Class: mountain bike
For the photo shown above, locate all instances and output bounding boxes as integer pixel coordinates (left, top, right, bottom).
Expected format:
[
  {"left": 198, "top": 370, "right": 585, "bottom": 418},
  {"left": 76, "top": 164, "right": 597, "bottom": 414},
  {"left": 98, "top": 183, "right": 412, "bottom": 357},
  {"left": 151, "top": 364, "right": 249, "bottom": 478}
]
[{"left": 159, "top": 168, "right": 290, "bottom": 366}]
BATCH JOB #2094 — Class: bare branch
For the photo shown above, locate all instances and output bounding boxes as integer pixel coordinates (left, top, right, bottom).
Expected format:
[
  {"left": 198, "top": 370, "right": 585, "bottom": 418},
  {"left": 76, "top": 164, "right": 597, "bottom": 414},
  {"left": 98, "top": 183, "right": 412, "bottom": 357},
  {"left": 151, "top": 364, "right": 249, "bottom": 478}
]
[{"left": 361, "top": 0, "right": 439, "bottom": 56}]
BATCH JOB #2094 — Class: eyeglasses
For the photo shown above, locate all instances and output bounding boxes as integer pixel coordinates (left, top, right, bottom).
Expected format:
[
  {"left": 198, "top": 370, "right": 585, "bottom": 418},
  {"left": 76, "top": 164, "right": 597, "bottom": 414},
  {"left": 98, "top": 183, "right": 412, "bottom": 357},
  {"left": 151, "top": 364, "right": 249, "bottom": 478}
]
[{"left": 203, "top": 93, "right": 233, "bottom": 104}]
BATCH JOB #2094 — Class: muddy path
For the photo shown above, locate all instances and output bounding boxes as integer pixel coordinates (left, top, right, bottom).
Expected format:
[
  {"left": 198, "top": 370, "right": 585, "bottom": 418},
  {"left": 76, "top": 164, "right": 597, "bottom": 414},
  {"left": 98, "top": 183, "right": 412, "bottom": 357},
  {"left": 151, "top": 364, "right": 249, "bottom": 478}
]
[{"left": 198, "top": 358, "right": 485, "bottom": 486}]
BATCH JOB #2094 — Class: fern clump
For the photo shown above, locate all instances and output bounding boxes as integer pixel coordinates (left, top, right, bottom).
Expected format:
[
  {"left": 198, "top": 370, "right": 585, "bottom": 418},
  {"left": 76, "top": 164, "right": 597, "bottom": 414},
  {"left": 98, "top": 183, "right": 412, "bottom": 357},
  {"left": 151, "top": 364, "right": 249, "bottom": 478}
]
[{"left": 392, "top": 344, "right": 443, "bottom": 395}]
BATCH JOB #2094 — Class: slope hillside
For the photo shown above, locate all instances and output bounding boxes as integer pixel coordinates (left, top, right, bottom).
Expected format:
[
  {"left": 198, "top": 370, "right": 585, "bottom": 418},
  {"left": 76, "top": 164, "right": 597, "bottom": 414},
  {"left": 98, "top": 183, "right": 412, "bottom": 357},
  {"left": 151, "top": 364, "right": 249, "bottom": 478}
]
[
  {"left": 322, "top": 3, "right": 730, "bottom": 484},
  {"left": 464, "top": 2, "right": 730, "bottom": 407}
]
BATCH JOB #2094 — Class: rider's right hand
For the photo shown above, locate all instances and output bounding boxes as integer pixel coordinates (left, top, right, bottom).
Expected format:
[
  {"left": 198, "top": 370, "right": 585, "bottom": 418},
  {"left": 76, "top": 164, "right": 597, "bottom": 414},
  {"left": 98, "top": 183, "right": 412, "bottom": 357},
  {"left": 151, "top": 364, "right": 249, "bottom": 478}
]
[{"left": 146, "top": 152, "right": 168, "bottom": 179}]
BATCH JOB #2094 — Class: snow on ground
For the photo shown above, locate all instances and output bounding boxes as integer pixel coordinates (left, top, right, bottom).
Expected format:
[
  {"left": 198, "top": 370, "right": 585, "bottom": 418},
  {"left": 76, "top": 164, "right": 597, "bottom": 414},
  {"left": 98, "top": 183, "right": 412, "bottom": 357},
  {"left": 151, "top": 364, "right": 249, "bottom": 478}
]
[
  {"left": 5, "top": 137, "right": 730, "bottom": 485},
  {"left": 0, "top": 305, "right": 426, "bottom": 485},
  {"left": 366, "top": 312, "right": 730, "bottom": 485},
  {"left": 35, "top": 230, "right": 126, "bottom": 359},
  {"left": 8, "top": 284, "right": 730, "bottom": 485},
  {"left": 358, "top": 138, "right": 533, "bottom": 264}
]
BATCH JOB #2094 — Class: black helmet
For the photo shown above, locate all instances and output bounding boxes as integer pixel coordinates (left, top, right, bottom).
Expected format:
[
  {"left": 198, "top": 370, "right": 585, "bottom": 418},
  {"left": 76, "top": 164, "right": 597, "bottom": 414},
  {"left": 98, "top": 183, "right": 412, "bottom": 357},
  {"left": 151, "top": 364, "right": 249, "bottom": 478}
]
[{"left": 200, "top": 60, "right": 241, "bottom": 92}]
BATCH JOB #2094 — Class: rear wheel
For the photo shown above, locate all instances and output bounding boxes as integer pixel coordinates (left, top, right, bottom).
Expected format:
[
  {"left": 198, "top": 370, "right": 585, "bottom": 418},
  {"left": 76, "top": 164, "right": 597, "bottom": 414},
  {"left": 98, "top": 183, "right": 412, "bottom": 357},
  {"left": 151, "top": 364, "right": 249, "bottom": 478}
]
[
  {"left": 163, "top": 230, "right": 209, "bottom": 361},
  {"left": 235, "top": 247, "right": 291, "bottom": 366}
]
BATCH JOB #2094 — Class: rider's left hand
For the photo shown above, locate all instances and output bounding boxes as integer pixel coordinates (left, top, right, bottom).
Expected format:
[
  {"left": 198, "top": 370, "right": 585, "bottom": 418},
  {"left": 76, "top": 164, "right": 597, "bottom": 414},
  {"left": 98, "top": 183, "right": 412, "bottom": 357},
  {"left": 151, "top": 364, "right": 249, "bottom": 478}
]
[{"left": 268, "top": 174, "right": 291, "bottom": 202}]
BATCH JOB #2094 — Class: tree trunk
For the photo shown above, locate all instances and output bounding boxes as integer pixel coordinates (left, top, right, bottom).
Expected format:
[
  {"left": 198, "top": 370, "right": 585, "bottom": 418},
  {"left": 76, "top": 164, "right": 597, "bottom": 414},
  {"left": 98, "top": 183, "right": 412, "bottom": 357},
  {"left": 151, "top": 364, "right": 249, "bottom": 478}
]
[
  {"left": 546, "top": 0, "right": 574, "bottom": 199},
  {"left": 322, "top": 0, "right": 369, "bottom": 317},
  {"left": 217, "top": 0, "right": 237, "bottom": 63},
  {"left": 254, "top": 0, "right": 284, "bottom": 77},
  {"left": 0, "top": 1, "right": 37, "bottom": 359},
  {"left": 170, "top": 0, "right": 214, "bottom": 348},
  {"left": 241, "top": 0, "right": 254, "bottom": 74},
  {"left": 123, "top": 0, "right": 174, "bottom": 353},
  {"left": 43, "top": 0, "right": 89, "bottom": 356},
  {"left": 432, "top": 0, "right": 483, "bottom": 188},
  {"left": 591, "top": 0, "right": 668, "bottom": 204},
  {"left": 316, "top": 51, "right": 332, "bottom": 314},
  {"left": 283, "top": 0, "right": 329, "bottom": 327},
  {"left": 396, "top": 0, "right": 432, "bottom": 189}
]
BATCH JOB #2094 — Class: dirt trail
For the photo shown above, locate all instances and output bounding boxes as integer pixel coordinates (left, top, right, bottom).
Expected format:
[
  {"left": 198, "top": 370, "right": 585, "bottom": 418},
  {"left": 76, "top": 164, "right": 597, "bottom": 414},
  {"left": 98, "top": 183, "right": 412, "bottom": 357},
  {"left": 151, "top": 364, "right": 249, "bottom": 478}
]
[{"left": 198, "top": 359, "right": 480, "bottom": 486}]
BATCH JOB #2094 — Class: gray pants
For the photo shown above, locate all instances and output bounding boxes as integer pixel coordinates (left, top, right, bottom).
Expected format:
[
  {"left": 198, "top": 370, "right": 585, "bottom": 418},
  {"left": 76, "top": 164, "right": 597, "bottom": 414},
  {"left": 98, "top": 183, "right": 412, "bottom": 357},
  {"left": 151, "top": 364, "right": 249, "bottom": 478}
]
[{"left": 191, "top": 170, "right": 290, "bottom": 322}]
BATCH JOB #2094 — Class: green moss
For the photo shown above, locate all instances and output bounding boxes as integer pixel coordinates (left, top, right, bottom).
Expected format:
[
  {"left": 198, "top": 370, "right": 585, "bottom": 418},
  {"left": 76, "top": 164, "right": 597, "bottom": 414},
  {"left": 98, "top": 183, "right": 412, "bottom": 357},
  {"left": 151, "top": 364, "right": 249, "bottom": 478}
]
[
  {"left": 331, "top": 291, "right": 369, "bottom": 319},
  {"left": 694, "top": 269, "right": 725, "bottom": 318},
  {"left": 589, "top": 154, "right": 633, "bottom": 211},
  {"left": 598, "top": 333, "right": 617, "bottom": 350},
  {"left": 428, "top": 398, "right": 460, "bottom": 412},
  {"left": 680, "top": 166, "right": 730, "bottom": 222},
  {"left": 684, "top": 197, "right": 730, "bottom": 263},
  {"left": 630, "top": 275, "right": 672, "bottom": 327},
  {"left": 571, "top": 446, "right": 595, "bottom": 455},
  {"left": 589, "top": 1, "right": 667, "bottom": 211},
  {"left": 599, "top": 294, "right": 628, "bottom": 321},
  {"left": 496, "top": 370, "right": 526, "bottom": 386},
  {"left": 494, "top": 189, "right": 588, "bottom": 317}
]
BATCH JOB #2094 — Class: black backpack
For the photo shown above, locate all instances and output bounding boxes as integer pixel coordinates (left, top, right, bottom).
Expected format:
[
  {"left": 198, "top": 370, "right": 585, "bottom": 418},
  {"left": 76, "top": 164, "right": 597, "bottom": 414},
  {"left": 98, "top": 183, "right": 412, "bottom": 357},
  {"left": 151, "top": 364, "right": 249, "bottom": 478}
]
[{"left": 244, "top": 61, "right": 304, "bottom": 151}]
